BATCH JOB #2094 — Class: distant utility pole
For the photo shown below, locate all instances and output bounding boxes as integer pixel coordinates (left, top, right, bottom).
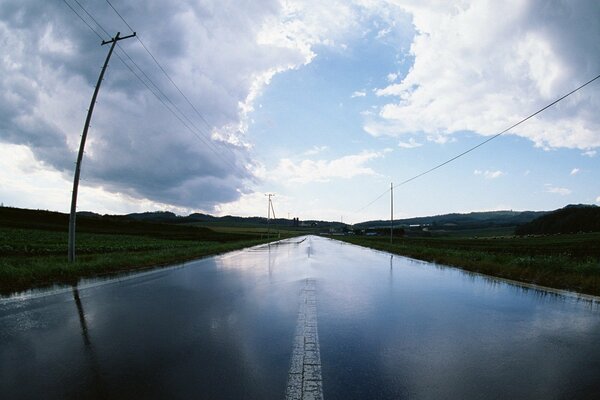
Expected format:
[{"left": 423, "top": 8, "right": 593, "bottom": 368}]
[
  {"left": 68, "top": 31, "right": 136, "bottom": 263},
  {"left": 390, "top": 182, "right": 394, "bottom": 244},
  {"left": 265, "top": 193, "right": 276, "bottom": 238}
]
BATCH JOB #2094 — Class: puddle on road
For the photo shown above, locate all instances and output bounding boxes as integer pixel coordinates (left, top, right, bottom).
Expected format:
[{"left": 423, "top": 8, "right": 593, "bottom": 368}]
[{"left": 2, "top": 235, "right": 600, "bottom": 399}]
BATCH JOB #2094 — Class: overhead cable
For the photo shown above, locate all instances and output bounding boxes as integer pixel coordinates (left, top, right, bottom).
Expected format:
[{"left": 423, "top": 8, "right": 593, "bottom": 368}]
[{"left": 355, "top": 72, "right": 600, "bottom": 213}]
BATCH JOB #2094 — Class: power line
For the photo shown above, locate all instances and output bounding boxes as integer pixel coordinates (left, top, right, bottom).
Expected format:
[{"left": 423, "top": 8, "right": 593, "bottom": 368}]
[
  {"left": 101, "top": 0, "right": 246, "bottom": 175},
  {"left": 71, "top": 0, "right": 110, "bottom": 38},
  {"left": 105, "top": 0, "right": 214, "bottom": 133},
  {"left": 104, "top": 0, "right": 134, "bottom": 31},
  {"left": 356, "top": 72, "right": 600, "bottom": 213},
  {"left": 64, "top": 0, "right": 600, "bottom": 217},
  {"left": 113, "top": 49, "right": 247, "bottom": 176},
  {"left": 355, "top": 187, "right": 390, "bottom": 213},
  {"left": 61, "top": 2, "right": 183, "bottom": 182},
  {"left": 62, "top": 0, "right": 104, "bottom": 40},
  {"left": 64, "top": 0, "right": 247, "bottom": 177}
]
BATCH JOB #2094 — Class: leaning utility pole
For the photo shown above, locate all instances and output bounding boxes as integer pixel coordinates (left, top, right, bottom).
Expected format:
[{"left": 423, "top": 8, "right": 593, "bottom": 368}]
[
  {"left": 390, "top": 182, "right": 394, "bottom": 244},
  {"left": 68, "top": 32, "right": 136, "bottom": 262},
  {"left": 265, "top": 194, "right": 275, "bottom": 239},
  {"left": 271, "top": 198, "right": 279, "bottom": 239}
]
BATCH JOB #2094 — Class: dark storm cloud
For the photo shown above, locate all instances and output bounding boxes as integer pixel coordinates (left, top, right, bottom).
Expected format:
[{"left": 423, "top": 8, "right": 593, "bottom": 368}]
[
  {"left": 0, "top": 0, "right": 295, "bottom": 210},
  {"left": 529, "top": 0, "right": 600, "bottom": 78}
]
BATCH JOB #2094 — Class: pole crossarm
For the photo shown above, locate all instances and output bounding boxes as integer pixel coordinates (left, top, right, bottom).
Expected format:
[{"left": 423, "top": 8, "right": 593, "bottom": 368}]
[{"left": 102, "top": 32, "right": 136, "bottom": 45}]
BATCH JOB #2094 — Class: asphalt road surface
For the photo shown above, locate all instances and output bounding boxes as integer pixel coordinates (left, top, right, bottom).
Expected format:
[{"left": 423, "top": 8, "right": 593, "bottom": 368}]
[{"left": 2, "top": 236, "right": 600, "bottom": 399}]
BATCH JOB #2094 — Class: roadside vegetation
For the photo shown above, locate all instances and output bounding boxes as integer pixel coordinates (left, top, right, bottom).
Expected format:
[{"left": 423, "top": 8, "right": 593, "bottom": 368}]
[
  {"left": 4, "top": 204, "right": 599, "bottom": 296},
  {"left": 333, "top": 233, "right": 600, "bottom": 296},
  {"left": 0, "top": 207, "right": 298, "bottom": 294}
]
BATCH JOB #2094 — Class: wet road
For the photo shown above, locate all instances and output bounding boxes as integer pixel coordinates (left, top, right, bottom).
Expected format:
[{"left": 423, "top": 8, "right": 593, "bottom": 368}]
[{"left": 2, "top": 235, "right": 600, "bottom": 399}]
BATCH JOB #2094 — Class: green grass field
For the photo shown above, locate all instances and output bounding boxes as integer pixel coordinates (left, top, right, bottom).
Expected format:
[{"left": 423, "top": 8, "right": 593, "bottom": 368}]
[
  {"left": 0, "top": 226, "right": 280, "bottom": 294},
  {"left": 3, "top": 206, "right": 599, "bottom": 296},
  {"left": 203, "top": 225, "right": 315, "bottom": 236},
  {"left": 0, "top": 207, "right": 306, "bottom": 294},
  {"left": 333, "top": 233, "right": 600, "bottom": 296}
]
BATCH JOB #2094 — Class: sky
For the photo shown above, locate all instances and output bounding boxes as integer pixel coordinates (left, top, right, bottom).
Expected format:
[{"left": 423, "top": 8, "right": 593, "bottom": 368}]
[{"left": 1, "top": 0, "right": 599, "bottom": 223}]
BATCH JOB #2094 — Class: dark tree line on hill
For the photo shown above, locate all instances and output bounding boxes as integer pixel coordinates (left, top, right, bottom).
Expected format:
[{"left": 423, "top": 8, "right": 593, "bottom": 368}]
[
  {"left": 355, "top": 210, "right": 547, "bottom": 232},
  {"left": 4, "top": 204, "right": 599, "bottom": 237},
  {"left": 0, "top": 207, "right": 247, "bottom": 242},
  {"left": 516, "top": 205, "right": 600, "bottom": 235}
]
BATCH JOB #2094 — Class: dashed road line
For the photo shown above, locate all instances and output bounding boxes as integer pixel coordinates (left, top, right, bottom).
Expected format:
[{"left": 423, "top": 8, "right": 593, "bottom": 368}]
[{"left": 285, "top": 279, "right": 323, "bottom": 400}]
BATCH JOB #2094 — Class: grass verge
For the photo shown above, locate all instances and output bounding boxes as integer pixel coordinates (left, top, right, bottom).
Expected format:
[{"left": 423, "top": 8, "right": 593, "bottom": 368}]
[
  {"left": 0, "top": 227, "right": 283, "bottom": 295},
  {"left": 331, "top": 234, "right": 600, "bottom": 296}
]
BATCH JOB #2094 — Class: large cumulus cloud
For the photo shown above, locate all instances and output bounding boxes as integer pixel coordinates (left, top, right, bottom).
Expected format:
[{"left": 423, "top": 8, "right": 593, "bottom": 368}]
[
  {"left": 366, "top": 0, "right": 600, "bottom": 150},
  {"left": 0, "top": 0, "right": 316, "bottom": 210},
  {"left": 3, "top": 0, "right": 599, "bottom": 215}
]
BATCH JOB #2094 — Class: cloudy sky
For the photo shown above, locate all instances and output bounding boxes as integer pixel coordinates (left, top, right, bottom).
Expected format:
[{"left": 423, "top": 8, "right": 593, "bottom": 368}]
[{"left": 1, "top": 0, "right": 599, "bottom": 223}]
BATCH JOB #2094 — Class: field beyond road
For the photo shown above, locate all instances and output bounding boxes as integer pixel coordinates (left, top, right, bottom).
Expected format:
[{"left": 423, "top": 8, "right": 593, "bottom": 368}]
[
  {"left": 3, "top": 205, "right": 599, "bottom": 297},
  {"left": 0, "top": 207, "right": 297, "bottom": 295},
  {"left": 332, "top": 234, "right": 600, "bottom": 296}
]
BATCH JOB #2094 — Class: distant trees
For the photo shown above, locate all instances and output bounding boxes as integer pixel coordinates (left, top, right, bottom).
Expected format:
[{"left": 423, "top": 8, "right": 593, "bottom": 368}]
[
  {"left": 516, "top": 205, "right": 600, "bottom": 235},
  {"left": 356, "top": 227, "right": 405, "bottom": 236}
]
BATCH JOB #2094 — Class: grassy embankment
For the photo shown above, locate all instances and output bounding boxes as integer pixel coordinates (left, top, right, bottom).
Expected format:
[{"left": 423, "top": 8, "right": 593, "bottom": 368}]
[
  {"left": 0, "top": 207, "right": 298, "bottom": 294},
  {"left": 334, "top": 233, "right": 600, "bottom": 296}
]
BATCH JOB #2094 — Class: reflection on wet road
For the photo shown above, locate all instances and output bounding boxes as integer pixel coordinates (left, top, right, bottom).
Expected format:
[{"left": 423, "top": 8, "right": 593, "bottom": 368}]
[{"left": 1, "top": 236, "right": 600, "bottom": 399}]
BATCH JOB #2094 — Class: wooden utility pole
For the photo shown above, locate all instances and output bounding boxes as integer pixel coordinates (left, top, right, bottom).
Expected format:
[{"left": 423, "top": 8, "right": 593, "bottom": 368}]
[
  {"left": 68, "top": 32, "right": 136, "bottom": 262},
  {"left": 265, "top": 194, "right": 275, "bottom": 239}
]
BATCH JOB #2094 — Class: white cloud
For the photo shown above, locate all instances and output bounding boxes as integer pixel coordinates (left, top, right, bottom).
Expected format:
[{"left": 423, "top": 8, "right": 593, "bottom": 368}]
[
  {"left": 0, "top": 0, "right": 375, "bottom": 214},
  {"left": 570, "top": 168, "right": 580, "bottom": 176},
  {"left": 351, "top": 90, "right": 367, "bottom": 98},
  {"left": 0, "top": 144, "right": 191, "bottom": 214},
  {"left": 427, "top": 134, "right": 455, "bottom": 145},
  {"left": 582, "top": 150, "right": 597, "bottom": 157},
  {"left": 303, "top": 145, "right": 329, "bottom": 156},
  {"left": 376, "top": 26, "right": 392, "bottom": 39},
  {"left": 365, "top": 1, "right": 600, "bottom": 151},
  {"left": 398, "top": 138, "right": 422, "bottom": 148},
  {"left": 545, "top": 184, "right": 572, "bottom": 196},
  {"left": 596, "top": 196, "right": 600, "bottom": 204},
  {"left": 474, "top": 169, "right": 505, "bottom": 179},
  {"left": 257, "top": 0, "right": 361, "bottom": 60},
  {"left": 3, "top": 0, "right": 599, "bottom": 218},
  {"left": 272, "top": 151, "right": 383, "bottom": 184},
  {"left": 214, "top": 191, "right": 292, "bottom": 218}
]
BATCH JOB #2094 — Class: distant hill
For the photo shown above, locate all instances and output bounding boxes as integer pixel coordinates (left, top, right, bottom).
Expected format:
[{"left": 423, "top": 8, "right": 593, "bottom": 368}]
[
  {"left": 0, "top": 206, "right": 246, "bottom": 241},
  {"left": 9, "top": 205, "right": 594, "bottom": 237},
  {"left": 515, "top": 204, "right": 600, "bottom": 235},
  {"left": 121, "top": 211, "right": 345, "bottom": 229},
  {"left": 0, "top": 206, "right": 341, "bottom": 234},
  {"left": 355, "top": 210, "right": 547, "bottom": 233}
]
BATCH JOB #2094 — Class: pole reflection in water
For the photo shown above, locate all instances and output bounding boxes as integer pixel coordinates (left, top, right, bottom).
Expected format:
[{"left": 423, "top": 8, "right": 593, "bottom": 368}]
[
  {"left": 389, "top": 255, "right": 394, "bottom": 294},
  {"left": 268, "top": 244, "right": 273, "bottom": 280},
  {"left": 72, "top": 287, "right": 107, "bottom": 398},
  {"left": 1, "top": 236, "right": 599, "bottom": 399},
  {"left": 73, "top": 287, "right": 91, "bottom": 346}
]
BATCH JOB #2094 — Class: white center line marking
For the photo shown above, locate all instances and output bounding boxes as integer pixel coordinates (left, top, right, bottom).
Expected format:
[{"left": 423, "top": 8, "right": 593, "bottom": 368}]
[{"left": 286, "top": 279, "right": 323, "bottom": 400}]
